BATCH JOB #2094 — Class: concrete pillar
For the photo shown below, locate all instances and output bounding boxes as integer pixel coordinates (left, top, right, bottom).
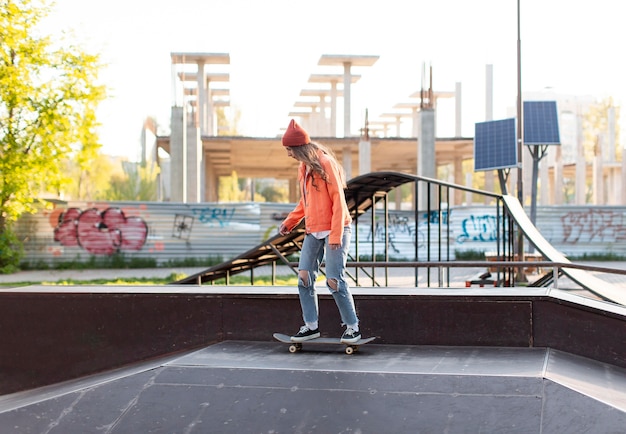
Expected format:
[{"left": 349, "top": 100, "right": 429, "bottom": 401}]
[
  {"left": 392, "top": 115, "right": 402, "bottom": 136},
  {"left": 554, "top": 146, "right": 564, "bottom": 205},
  {"left": 523, "top": 146, "right": 533, "bottom": 206},
  {"left": 622, "top": 144, "right": 626, "bottom": 205},
  {"left": 592, "top": 155, "right": 603, "bottom": 205},
  {"left": 411, "top": 107, "right": 419, "bottom": 138},
  {"left": 540, "top": 154, "right": 549, "bottom": 205},
  {"left": 288, "top": 178, "right": 299, "bottom": 203},
  {"left": 343, "top": 62, "right": 352, "bottom": 137},
  {"left": 607, "top": 167, "right": 619, "bottom": 205},
  {"left": 206, "top": 79, "right": 214, "bottom": 136},
  {"left": 417, "top": 108, "right": 436, "bottom": 209},
  {"left": 592, "top": 136, "right": 603, "bottom": 205},
  {"left": 342, "top": 145, "right": 352, "bottom": 180},
  {"left": 197, "top": 61, "right": 206, "bottom": 134},
  {"left": 485, "top": 64, "right": 493, "bottom": 121},
  {"left": 205, "top": 158, "right": 218, "bottom": 202},
  {"left": 358, "top": 139, "right": 371, "bottom": 175},
  {"left": 575, "top": 118, "right": 586, "bottom": 204},
  {"left": 311, "top": 104, "right": 322, "bottom": 136},
  {"left": 170, "top": 106, "right": 185, "bottom": 202},
  {"left": 455, "top": 81, "right": 462, "bottom": 137},
  {"left": 186, "top": 125, "right": 202, "bottom": 203},
  {"left": 159, "top": 158, "right": 171, "bottom": 201},
  {"left": 453, "top": 157, "right": 463, "bottom": 206},
  {"left": 330, "top": 81, "right": 338, "bottom": 137},
  {"left": 575, "top": 154, "right": 586, "bottom": 204},
  {"left": 465, "top": 172, "right": 473, "bottom": 205}
]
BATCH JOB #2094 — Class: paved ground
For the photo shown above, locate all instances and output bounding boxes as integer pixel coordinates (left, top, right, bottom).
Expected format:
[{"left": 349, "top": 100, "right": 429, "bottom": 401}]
[
  {"left": 1, "top": 262, "right": 625, "bottom": 287},
  {"left": 1, "top": 341, "right": 625, "bottom": 433},
  {"left": 0, "top": 267, "right": 208, "bottom": 284},
  {"left": 2, "top": 264, "right": 625, "bottom": 432}
]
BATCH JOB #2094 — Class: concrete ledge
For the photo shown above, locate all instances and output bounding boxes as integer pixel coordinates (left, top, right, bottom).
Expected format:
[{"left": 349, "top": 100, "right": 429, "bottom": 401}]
[{"left": 0, "top": 285, "right": 624, "bottom": 394}]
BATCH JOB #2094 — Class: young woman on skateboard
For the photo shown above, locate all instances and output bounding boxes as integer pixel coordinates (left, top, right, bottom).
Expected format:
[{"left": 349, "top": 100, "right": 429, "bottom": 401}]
[{"left": 279, "top": 119, "right": 361, "bottom": 344}]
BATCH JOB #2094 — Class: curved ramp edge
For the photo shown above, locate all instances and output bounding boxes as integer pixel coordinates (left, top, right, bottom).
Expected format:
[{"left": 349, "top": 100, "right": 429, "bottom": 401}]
[{"left": 502, "top": 195, "right": 626, "bottom": 305}]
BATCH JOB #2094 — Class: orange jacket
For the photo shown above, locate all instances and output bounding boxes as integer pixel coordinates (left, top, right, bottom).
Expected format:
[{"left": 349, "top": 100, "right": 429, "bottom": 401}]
[{"left": 282, "top": 151, "right": 352, "bottom": 244}]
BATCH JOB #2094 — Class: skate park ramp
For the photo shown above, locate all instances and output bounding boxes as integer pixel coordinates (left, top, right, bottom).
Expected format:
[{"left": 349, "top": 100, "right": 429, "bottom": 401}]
[
  {"left": 1, "top": 341, "right": 625, "bottom": 432},
  {"left": 174, "top": 171, "right": 626, "bottom": 306},
  {"left": 172, "top": 171, "right": 418, "bottom": 285},
  {"left": 2, "top": 171, "right": 625, "bottom": 431},
  {"left": 501, "top": 194, "right": 626, "bottom": 305}
]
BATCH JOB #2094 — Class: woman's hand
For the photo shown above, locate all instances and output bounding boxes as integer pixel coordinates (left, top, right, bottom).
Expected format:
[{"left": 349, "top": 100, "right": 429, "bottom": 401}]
[
  {"left": 329, "top": 243, "right": 341, "bottom": 250},
  {"left": 279, "top": 224, "right": 290, "bottom": 235}
]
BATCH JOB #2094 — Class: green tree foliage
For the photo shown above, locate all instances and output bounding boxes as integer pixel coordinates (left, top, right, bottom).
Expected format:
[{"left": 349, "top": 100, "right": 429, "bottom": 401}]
[
  {"left": 218, "top": 171, "right": 247, "bottom": 202},
  {"left": 104, "top": 161, "right": 159, "bottom": 201},
  {"left": 0, "top": 0, "right": 105, "bottom": 271},
  {"left": 582, "top": 97, "right": 621, "bottom": 161},
  {"left": 0, "top": 0, "right": 105, "bottom": 230},
  {"left": 258, "top": 183, "right": 288, "bottom": 203},
  {"left": 0, "top": 224, "right": 23, "bottom": 273},
  {"left": 64, "top": 153, "right": 116, "bottom": 200}
]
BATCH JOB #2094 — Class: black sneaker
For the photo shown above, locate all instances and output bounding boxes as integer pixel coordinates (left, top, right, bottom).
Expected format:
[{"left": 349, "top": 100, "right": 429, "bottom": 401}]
[
  {"left": 291, "top": 325, "right": 320, "bottom": 342},
  {"left": 340, "top": 327, "right": 361, "bottom": 344}
]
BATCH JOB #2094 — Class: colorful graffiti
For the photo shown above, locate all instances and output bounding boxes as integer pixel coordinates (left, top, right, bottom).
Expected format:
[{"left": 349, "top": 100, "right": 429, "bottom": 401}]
[
  {"left": 191, "top": 206, "right": 236, "bottom": 226},
  {"left": 54, "top": 207, "right": 148, "bottom": 255},
  {"left": 456, "top": 214, "right": 499, "bottom": 243},
  {"left": 561, "top": 209, "right": 626, "bottom": 243},
  {"left": 172, "top": 214, "right": 194, "bottom": 240},
  {"left": 19, "top": 201, "right": 626, "bottom": 266}
]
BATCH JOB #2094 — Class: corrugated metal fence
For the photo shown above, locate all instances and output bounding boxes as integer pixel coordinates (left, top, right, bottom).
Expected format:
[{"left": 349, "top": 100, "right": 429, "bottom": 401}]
[{"left": 13, "top": 201, "right": 626, "bottom": 266}]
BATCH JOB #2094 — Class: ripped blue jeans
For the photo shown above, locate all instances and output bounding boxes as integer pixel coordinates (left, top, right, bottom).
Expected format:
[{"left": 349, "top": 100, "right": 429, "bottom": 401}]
[{"left": 296, "top": 226, "right": 358, "bottom": 329}]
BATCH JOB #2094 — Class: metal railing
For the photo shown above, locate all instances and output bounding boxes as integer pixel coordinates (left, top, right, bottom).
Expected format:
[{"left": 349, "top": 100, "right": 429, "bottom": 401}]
[{"left": 189, "top": 172, "right": 626, "bottom": 305}]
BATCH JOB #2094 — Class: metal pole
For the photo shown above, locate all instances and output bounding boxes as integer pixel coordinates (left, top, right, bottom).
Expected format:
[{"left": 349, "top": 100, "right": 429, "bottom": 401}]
[
  {"left": 516, "top": 0, "right": 523, "bottom": 202},
  {"left": 516, "top": 0, "right": 525, "bottom": 283}
]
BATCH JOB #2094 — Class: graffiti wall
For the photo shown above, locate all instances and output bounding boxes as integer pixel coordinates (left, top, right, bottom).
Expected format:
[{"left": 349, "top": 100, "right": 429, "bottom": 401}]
[
  {"left": 14, "top": 200, "right": 626, "bottom": 266},
  {"left": 16, "top": 201, "right": 294, "bottom": 265}
]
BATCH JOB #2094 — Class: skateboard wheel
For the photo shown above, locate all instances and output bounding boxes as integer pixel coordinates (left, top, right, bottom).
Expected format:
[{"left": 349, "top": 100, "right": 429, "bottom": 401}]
[
  {"left": 289, "top": 344, "right": 298, "bottom": 353},
  {"left": 345, "top": 346, "right": 355, "bottom": 355}
]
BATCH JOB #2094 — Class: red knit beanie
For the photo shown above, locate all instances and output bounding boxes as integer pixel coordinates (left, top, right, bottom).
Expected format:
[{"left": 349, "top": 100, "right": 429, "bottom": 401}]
[{"left": 282, "top": 119, "right": 310, "bottom": 147}]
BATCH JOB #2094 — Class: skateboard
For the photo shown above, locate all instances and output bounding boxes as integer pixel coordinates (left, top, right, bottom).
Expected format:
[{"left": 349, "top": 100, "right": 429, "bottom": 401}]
[{"left": 273, "top": 333, "right": 376, "bottom": 355}]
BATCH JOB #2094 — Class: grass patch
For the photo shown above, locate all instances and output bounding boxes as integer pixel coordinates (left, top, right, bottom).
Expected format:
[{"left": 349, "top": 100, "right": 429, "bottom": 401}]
[
  {"left": 209, "top": 274, "right": 299, "bottom": 286},
  {"left": 567, "top": 252, "right": 626, "bottom": 261},
  {"left": 18, "top": 255, "right": 225, "bottom": 272},
  {"left": 454, "top": 249, "right": 486, "bottom": 260},
  {"left": 0, "top": 272, "right": 299, "bottom": 287}
]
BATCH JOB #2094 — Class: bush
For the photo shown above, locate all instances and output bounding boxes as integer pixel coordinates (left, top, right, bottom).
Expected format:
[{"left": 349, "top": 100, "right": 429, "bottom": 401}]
[
  {"left": 0, "top": 227, "right": 24, "bottom": 274},
  {"left": 454, "top": 249, "right": 486, "bottom": 260}
]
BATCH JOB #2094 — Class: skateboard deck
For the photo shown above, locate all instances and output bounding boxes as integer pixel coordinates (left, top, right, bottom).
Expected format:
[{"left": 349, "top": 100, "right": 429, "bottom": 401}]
[{"left": 273, "top": 333, "right": 376, "bottom": 355}]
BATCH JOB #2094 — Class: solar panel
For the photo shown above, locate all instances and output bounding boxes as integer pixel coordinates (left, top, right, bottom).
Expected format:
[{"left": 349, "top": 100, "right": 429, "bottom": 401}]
[
  {"left": 523, "top": 101, "right": 560, "bottom": 145},
  {"left": 474, "top": 118, "right": 517, "bottom": 171}
]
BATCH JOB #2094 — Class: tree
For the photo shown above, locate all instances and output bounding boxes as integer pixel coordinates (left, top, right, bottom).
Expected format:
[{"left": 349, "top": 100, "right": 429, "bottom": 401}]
[
  {"left": 219, "top": 171, "right": 247, "bottom": 202},
  {"left": 0, "top": 0, "right": 105, "bottom": 269},
  {"left": 104, "top": 161, "right": 159, "bottom": 201},
  {"left": 65, "top": 153, "right": 116, "bottom": 200}
]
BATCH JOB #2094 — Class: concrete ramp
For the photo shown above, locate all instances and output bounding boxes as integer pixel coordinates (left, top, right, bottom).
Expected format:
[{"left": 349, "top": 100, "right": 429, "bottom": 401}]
[{"left": 1, "top": 342, "right": 625, "bottom": 433}]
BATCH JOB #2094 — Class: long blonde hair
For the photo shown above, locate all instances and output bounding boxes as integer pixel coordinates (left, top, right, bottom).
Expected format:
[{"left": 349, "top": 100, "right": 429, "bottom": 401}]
[{"left": 290, "top": 142, "right": 347, "bottom": 190}]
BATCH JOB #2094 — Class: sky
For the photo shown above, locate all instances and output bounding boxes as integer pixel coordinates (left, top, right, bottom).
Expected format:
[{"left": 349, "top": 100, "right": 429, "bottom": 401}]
[{"left": 39, "top": 0, "right": 626, "bottom": 160}]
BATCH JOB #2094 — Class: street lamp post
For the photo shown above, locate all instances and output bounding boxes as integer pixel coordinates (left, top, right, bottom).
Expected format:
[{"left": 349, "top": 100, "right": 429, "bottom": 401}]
[{"left": 516, "top": 0, "right": 526, "bottom": 281}]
